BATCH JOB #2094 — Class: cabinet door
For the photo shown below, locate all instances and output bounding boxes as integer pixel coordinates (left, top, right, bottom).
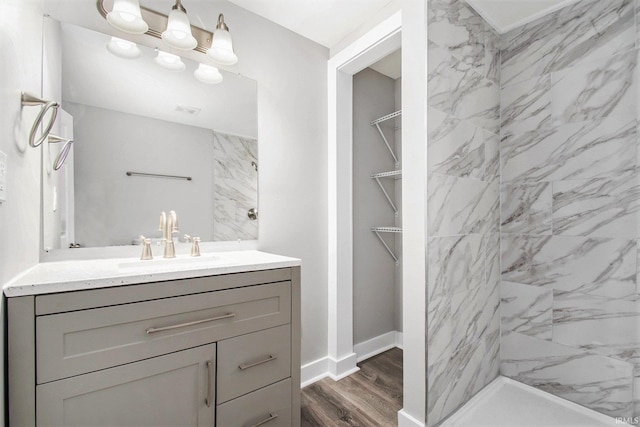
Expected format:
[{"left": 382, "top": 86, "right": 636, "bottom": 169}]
[{"left": 37, "top": 344, "right": 215, "bottom": 427}]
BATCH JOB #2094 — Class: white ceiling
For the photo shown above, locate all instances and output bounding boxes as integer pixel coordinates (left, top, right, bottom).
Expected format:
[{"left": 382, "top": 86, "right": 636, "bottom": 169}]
[
  {"left": 223, "top": 0, "right": 582, "bottom": 47},
  {"left": 369, "top": 49, "right": 401, "bottom": 80},
  {"left": 466, "top": 0, "right": 582, "bottom": 34},
  {"left": 226, "top": 0, "right": 396, "bottom": 48}
]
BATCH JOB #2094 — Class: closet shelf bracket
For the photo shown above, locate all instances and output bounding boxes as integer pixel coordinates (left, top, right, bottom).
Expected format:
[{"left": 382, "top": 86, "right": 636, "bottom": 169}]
[
  {"left": 371, "top": 110, "right": 401, "bottom": 165},
  {"left": 371, "top": 170, "right": 402, "bottom": 213},
  {"left": 371, "top": 227, "right": 402, "bottom": 264},
  {"left": 371, "top": 110, "right": 402, "bottom": 125}
]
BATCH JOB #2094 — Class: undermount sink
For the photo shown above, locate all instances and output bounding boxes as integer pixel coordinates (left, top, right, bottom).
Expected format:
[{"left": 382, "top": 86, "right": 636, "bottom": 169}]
[{"left": 118, "top": 252, "right": 226, "bottom": 272}]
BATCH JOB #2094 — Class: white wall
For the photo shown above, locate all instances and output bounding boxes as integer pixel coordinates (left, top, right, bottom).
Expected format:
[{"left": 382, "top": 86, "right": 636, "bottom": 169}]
[
  {"left": 400, "top": 0, "right": 428, "bottom": 423},
  {"left": 0, "top": 0, "right": 45, "bottom": 424},
  {"left": 0, "top": 0, "right": 43, "bottom": 289},
  {"left": 352, "top": 68, "right": 398, "bottom": 346}
]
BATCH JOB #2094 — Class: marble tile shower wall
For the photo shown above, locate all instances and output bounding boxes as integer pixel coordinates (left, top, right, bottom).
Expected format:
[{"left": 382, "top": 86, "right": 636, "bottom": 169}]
[
  {"left": 212, "top": 132, "right": 258, "bottom": 241},
  {"left": 499, "top": 0, "right": 640, "bottom": 418},
  {"left": 426, "top": 0, "right": 501, "bottom": 424}
]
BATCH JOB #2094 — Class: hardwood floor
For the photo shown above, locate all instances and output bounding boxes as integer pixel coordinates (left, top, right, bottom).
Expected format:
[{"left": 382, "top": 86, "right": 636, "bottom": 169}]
[{"left": 301, "top": 348, "right": 403, "bottom": 426}]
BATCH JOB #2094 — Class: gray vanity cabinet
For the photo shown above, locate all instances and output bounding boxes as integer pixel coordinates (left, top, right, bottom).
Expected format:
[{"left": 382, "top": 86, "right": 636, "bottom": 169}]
[{"left": 7, "top": 267, "right": 301, "bottom": 427}]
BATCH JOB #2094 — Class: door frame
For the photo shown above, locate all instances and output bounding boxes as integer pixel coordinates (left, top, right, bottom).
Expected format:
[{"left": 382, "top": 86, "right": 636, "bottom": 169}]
[{"left": 326, "top": 11, "right": 402, "bottom": 380}]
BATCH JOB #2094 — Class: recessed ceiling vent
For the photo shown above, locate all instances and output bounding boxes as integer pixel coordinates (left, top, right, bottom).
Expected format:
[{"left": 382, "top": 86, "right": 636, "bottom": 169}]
[{"left": 175, "top": 104, "right": 201, "bottom": 116}]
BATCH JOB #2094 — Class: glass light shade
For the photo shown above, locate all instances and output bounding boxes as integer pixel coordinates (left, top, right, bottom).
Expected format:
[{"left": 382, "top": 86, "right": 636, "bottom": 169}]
[
  {"left": 207, "top": 29, "right": 238, "bottom": 65},
  {"left": 106, "top": 0, "right": 149, "bottom": 34},
  {"left": 161, "top": 9, "right": 198, "bottom": 50},
  {"left": 106, "top": 37, "right": 142, "bottom": 59},
  {"left": 154, "top": 51, "right": 186, "bottom": 71},
  {"left": 194, "top": 63, "right": 223, "bottom": 84}
]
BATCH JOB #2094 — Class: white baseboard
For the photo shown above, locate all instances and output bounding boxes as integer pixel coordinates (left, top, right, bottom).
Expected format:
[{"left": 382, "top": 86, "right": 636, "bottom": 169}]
[
  {"left": 398, "top": 409, "right": 425, "bottom": 427},
  {"left": 354, "top": 330, "right": 403, "bottom": 362},
  {"left": 328, "top": 352, "right": 359, "bottom": 380},
  {"left": 300, "top": 357, "right": 329, "bottom": 388},
  {"left": 301, "top": 331, "right": 404, "bottom": 388},
  {"left": 300, "top": 353, "right": 360, "bottom": 387}
]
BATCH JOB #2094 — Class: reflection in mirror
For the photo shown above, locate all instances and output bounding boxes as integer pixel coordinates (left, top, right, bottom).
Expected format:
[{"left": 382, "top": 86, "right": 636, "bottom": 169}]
[{"left": 41, "top": 19, "right": 258, "bottom": 251}]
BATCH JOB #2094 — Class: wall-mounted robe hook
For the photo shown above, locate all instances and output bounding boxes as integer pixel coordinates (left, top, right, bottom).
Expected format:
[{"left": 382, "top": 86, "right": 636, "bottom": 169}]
[{"left": 21, "top": 92, "right": 60, "bottom": 148}]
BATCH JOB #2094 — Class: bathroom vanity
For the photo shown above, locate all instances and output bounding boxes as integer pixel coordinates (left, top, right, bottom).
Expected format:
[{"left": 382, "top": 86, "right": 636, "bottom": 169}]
[{"left": 4, "top": 251, "right": 300, "bottom": 427}]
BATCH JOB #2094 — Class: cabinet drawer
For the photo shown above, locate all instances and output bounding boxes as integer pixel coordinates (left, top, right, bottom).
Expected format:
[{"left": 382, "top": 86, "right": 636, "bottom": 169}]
[
  {"left": 37, "top": 281, "right": 290, "bottom": 384},
  {"left": 217, "top": 379, "right": 291, "bottom": 427},
  {"left": 217, "top": 324, "right": 291, "bottom": 404}
]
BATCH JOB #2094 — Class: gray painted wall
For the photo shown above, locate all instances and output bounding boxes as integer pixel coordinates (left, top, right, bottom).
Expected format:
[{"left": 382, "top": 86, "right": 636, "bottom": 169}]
[
  {"left": 66, "top": 103, "right": 215, "bottom": 247},
  {"left": 352, "top": 67, "right": 399, "bottom": 346}
]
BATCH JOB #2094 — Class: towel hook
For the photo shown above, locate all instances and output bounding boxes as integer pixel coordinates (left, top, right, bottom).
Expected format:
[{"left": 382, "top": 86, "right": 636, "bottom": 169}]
[{"left": 21, "top": 92, "right": 60, "bottom": 148}]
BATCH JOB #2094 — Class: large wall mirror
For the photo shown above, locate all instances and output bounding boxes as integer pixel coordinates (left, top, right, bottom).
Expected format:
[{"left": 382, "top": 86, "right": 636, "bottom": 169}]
[{"left": 41, "top": 17, "right": 258, "bottom": 251}]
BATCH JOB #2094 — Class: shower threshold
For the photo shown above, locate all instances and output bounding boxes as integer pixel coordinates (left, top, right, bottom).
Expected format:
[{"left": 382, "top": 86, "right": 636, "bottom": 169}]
[{"left": 441, "top": 377, "right": 620, "bottom": 427}]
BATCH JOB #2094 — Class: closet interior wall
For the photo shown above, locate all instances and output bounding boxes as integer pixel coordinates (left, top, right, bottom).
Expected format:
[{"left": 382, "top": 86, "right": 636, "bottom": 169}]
[{"left": 352, "top": 67, "right": 402, "bottom": 353}]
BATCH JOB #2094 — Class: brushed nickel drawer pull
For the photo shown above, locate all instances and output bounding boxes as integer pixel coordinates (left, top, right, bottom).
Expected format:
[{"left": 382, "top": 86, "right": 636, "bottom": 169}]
[
  {"left": 238, "top": 355, "right": 277, "bottom": 370},
  {"left": 146, "top": 313, "right": 236, "bottom": 334},
  {"left": 205, "top": 360, "right": 213, "bottom": 408},
  {"left": 247, "top": 413, "right": 278, "bottom": 427}
]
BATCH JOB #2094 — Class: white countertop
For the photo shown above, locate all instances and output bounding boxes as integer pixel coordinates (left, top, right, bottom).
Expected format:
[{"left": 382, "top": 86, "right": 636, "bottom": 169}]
[{"left": 3, "top": 250, "right": 301, "bottom": 297}]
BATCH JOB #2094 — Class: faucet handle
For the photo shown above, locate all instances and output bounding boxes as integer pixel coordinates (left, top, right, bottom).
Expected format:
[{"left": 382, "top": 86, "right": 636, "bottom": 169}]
[
  {"left": 191, "top": 237, "right": 201, "bottom": 257},
  {"left": 185, "top": 235, "right": 201, "bottom": 257},
  {"left": 140, "top": 235, "right": 153, "bottom": 260}
]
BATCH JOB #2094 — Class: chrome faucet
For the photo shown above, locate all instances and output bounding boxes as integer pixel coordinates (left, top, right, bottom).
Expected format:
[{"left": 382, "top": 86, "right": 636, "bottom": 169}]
[{"left": 159, "top": 210, "right": 179, "bottom": 258}]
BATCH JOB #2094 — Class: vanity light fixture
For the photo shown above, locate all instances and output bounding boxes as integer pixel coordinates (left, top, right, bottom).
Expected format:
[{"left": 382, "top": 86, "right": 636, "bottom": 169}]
[
  {"left": 98, "top": 1, "right": 240, "bottom": 63},
  {"left": 154, "top": 50, "right": 186, "bottom": 71},
  {"left": 194, "top": 63, "right": 223, "bottom": 84},
  {"left": 161, "top": 0, "right": 198, "bottom": 50},
  {"left": 207, "top": 14, "right": 238, "bottom": 65},
  {"left": 106, "top": 37, "right": 142, "bottom": 59},
  {"left": 106, "top": 0, "right": 149, "bottom": 34}
]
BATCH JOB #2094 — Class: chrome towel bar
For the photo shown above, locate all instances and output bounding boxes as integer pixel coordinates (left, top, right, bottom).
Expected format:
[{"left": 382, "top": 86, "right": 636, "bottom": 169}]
[{"left": 126, "top": 171, "right": 192, "bottom": 181}]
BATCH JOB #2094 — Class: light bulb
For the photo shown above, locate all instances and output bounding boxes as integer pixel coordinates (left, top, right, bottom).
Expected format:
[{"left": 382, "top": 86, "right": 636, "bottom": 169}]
[
  {"left": 106, "top": 0, "right": 149, "bottom": 34},
  {"left": 106, "top": 37, "right": 142, "bottom": 59},
  {"left": 154, "top": 51, "right": 186, "bottom": 71},
  {"left": 207, "top": 14, "right": 238, "bottom": 65},
  {"left": 161, "top": 4, "right": 198, "bottom": 50},
  {"left": 194, "top": 63, "right": 223, "bottom": 84}
]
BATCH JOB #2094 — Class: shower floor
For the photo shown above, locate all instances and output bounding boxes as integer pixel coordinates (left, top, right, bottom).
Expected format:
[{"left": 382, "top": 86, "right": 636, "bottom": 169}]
[{"left": 441, "top": 376, "right": 618, "bottom": 427}]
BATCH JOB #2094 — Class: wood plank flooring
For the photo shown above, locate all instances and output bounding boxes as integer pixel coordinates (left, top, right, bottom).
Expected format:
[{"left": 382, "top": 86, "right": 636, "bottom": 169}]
[{"left": 301, "top": 348, "right": 403, "bottom": 427}]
